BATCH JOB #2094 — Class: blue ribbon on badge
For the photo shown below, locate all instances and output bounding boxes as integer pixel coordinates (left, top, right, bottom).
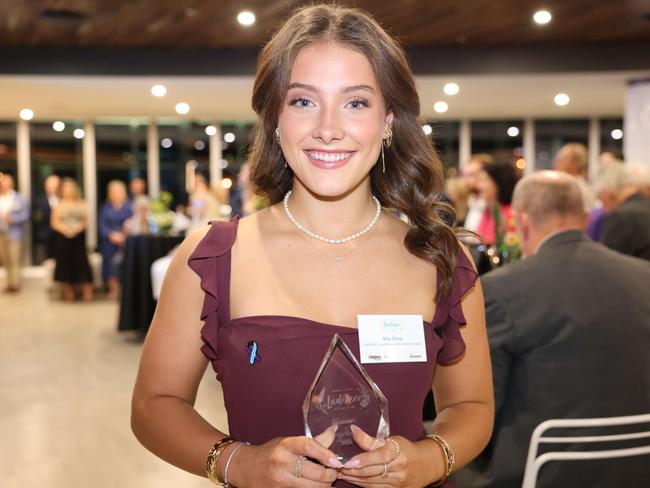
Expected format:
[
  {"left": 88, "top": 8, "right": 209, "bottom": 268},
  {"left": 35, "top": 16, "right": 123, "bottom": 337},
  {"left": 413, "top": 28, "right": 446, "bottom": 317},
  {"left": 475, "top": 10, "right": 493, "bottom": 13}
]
[{"left": 246, "top": 340, "right": 261, "bottom": 365}]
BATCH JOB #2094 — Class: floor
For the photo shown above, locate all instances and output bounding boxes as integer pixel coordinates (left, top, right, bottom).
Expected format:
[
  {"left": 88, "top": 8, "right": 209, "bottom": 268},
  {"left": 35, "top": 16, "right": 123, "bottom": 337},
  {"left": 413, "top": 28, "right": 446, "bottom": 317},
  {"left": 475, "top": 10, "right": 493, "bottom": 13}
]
[{"left": 0, "top": 277, "right": 228, "bottom": 488}]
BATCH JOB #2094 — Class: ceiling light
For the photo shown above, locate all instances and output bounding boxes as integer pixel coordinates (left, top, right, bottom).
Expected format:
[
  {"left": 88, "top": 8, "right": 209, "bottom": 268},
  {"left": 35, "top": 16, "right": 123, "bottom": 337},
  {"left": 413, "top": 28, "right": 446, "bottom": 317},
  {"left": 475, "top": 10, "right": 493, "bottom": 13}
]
[
  {"left": 554, "top": 93, "right": 570, "bottom": 106},
  {"left": 516, "top": 158, "right": 526, "bottom": 170},
  {"left": 194, "top": 140, "right": 206, "bottom": 150},
  {"left": 19, "top": 108, "right": 34, "bottom": 121},
  {"left": 151, "top": 84, "right": 167, "bottom": 97},
  {"left": 433, "top": 101, "right": 449, "bottom": 113},
  {"left": 224, "top": 132, "right": 236, "bottom": 143},
  {"left": 52, "top": 121, "right": 65, "bottom": 132},
  {"left": 507, "top": 126, "right": 520, "bottom": 137},
  {"left": 221, "top": 178, "right": 233, "bottom": 189},
  {"left": 175, "top": 102, "right": 190, "bottom": 114},
  {"left": 533, "top": 10, "right": 552, "bottom": 25},
  {"left": 422, "top": 124, "right": 433, "bottom": 136},
  {"left": 161, "top": 138, "right": 173, "bottom": 148},
  {"left": 205, "top": 125, "right": 217, "bottom": 136},
  {"left": 73, "top": 128, "right": 85, "bottom": 139},
  {"left": 237, "top": 11, "right": 256, "bottom": 26},
  {"left": 443, "top": 83, "right": 460, "bottom": 96},
  {"left": 611, "top": 129, "right": 623, "bottom": 140}
]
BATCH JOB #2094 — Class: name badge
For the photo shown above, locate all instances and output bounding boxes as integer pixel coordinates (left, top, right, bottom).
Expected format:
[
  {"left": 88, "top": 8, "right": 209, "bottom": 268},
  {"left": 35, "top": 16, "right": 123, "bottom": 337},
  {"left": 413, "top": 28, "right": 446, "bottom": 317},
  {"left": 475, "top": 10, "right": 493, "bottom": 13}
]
[{"left": 357, "top": 315, "right": 427, "bottom": 364}]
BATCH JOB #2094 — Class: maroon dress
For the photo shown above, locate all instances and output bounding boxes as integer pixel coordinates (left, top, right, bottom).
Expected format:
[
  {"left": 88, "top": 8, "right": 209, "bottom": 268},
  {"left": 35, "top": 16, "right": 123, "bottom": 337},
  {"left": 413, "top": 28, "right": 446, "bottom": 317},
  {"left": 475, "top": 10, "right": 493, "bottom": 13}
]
[{"left": 188, "top": 218, "right": 477, "bottom": 487}]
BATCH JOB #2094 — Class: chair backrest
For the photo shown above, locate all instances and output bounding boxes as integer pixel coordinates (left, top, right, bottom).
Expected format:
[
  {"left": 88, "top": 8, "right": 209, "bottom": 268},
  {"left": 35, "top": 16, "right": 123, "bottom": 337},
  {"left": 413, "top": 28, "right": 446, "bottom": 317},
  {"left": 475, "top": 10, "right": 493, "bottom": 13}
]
[{"left": 521, "top": 413, "right": 650, "bottom": 488}]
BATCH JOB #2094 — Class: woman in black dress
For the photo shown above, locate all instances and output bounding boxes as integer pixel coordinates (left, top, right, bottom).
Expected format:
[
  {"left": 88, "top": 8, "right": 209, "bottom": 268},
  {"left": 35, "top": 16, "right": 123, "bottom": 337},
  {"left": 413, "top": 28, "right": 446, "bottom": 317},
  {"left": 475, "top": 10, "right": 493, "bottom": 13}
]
[{"left": 51, "top": 178, "right": 93, "bottom": 302}]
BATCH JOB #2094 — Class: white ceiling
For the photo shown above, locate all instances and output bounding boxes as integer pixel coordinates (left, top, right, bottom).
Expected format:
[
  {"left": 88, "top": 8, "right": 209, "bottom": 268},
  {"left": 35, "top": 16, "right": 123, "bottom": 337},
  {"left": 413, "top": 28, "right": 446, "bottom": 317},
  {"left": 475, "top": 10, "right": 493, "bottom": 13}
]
[{"left": 1, "top": 70, "right": 648, "bottom": 123}]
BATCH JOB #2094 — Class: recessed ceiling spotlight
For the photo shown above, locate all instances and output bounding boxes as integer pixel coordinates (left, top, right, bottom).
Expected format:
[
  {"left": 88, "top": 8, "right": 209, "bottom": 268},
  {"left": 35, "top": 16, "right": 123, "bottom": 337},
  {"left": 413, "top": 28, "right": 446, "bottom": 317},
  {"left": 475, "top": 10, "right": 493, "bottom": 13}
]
[
  {"left": 73, "top": 128, "right": 85, "bottom": 139},
  {"left": 19, "top": 108, "right": 34, "bottom": 121},
  {"left": 221, "top": 178, "right": 233, "bottom": 189},
  {"left": 507, "top": 126, "right": 520, "bottom": 137},
  {"left": 194, "top": 140, "right": 206, "bottom": 151},
  {"left": 443, "top": 83, "right": 460, "bottom": 96},
  {"left": 151, "top": 84, "right": 167, "bottom": 97},
  {"left": 205, "top": 125, "right": 217, "bottom": 136},
  {"left": 52, "top": 121, "right": 65, "bottom": 132},
  {"left": 224, "top": 132, "right": 236, "bottom": 143},
  {"left": 554, "top": 93, "right": 570, "bottom": 106},
  {"left": 516, "top": 158, "right": 527, "bottom": 170},
  {"left": 237, "top": 11, "right": 256, "bottom": 26},
  {"left": 533, "top": 10, "right": 552, "bottom": 25},
  {"left": 433, "top": 101, "right": 449, "bottom": 113},
  {"left": 611, "top": 129, "right": 623, "bottom": 140},
  {"left": 175, "top": 102, "right": 190, "bottom": 114},
  {"left": 422, "top": 124, "right": 433, "bottom": 136},
  {"left": 161, "top": 138, "right": 173, "bottom": 148}
]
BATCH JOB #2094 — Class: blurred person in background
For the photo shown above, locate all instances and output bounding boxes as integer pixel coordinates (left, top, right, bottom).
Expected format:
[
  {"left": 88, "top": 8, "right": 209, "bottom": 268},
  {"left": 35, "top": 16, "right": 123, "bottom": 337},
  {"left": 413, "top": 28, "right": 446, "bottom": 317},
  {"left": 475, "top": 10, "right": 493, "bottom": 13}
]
[
  {"left": 456, "top": 171, "right": 650, "bottom": 488},
  {"left": 476, "top": 163, "right": 518, "bottom": 245},
  {"left": 444, "top": 177, "right": 469, "bottom": 226},
  {"left": 99, "top": 180, "right": 132, "bottom": 299},
  {"left": 51, "top": 178, "right": 93, "bottom": 302},
  {"left": 462, "top": 153, "right": 494, "bottom": 232},
  {"left": 132, "top": 5, "right": 493, "bottom": 488},
  {"left": 594, "top": 163, "right": 650, "bottom": 260},
  {"left": 188, "top": 167, "right": 221, "bottom": 229},
  {"left": 129, "top": 177, "right": 148, "bottom": 202},
  {"left": 626, "top": 163, "right": 650, "bottom": 198},
  {"left": 32, "top": 174, "right": 60, "bottom": 264},
  {"left": 124, "top": 195, "right": 151, "bottom": 235},
  {"left": 0, "top": 173, "right": 29, "bottom": 292},
  {"left": 552, "top": 142, "right": 595, "bottom": 211}
]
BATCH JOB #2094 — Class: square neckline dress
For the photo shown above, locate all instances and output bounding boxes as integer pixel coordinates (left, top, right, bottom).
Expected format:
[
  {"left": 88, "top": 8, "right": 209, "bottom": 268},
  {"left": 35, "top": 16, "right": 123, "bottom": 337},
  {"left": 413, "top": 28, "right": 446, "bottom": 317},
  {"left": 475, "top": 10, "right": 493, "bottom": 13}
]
[{"left": 188, "top": 218, "right": 477, "bottom": 487}]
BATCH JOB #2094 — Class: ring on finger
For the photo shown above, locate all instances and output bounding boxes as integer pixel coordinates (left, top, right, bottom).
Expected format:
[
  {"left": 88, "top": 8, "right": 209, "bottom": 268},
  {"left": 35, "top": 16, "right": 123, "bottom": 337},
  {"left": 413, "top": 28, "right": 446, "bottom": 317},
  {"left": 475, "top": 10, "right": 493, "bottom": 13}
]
[
  {"left": 295, "top": 456, "right": 307, "bottom": 479},
  {"left": 382, "top": 463, "right": 388, "bottom": 478},
  {"left": 388, "top": 438, "right": 401, "bottom": 462}
]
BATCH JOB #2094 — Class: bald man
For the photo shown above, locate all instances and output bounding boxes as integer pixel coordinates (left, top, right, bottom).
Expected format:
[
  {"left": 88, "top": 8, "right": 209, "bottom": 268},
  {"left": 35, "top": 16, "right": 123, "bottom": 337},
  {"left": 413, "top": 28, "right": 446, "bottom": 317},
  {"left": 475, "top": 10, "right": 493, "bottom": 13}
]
[{"left": 456, "top": 171, "right": 650, "bottom": 488}]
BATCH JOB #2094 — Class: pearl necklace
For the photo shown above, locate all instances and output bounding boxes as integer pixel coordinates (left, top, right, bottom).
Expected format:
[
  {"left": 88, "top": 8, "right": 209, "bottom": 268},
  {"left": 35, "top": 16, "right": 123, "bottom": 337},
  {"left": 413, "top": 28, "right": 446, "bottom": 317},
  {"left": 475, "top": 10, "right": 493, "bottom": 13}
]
[{"left": 282, "top": 191, "right": 382, "bottom": 244}]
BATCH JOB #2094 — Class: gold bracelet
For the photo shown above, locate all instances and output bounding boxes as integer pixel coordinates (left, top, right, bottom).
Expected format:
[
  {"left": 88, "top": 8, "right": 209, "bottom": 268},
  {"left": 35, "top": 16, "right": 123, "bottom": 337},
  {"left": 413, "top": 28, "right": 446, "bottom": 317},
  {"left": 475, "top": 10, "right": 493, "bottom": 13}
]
[
  {"left": 425, "top": 433, "right": 455, "bottom": 487},
  {"left": 206, "top": 437, "right": 235, "bottom": 486}
]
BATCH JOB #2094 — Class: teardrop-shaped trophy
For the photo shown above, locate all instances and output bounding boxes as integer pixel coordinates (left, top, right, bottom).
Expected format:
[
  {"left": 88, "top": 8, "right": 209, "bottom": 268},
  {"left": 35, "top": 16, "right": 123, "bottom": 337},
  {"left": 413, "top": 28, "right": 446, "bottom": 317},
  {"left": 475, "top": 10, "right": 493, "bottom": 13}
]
[{"left": 303, "top": 334, "right": 389, "bottom": 462}]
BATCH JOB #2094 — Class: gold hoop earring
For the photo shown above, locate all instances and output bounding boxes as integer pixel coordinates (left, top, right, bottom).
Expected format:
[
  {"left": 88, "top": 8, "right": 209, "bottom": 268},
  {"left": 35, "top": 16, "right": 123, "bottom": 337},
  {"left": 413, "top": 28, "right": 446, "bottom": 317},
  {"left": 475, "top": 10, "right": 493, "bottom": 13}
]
[{"left": 275, "top": 127, "right": 281, "bottom": 144}]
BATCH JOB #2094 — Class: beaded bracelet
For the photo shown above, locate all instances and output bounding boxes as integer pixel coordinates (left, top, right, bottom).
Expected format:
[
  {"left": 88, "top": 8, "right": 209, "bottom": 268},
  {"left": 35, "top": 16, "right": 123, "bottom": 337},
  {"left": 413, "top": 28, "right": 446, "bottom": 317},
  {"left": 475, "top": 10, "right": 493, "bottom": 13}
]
[
  {"left": 426, "top": 433, "right": 455, "bottom": 487},
  {"left": 206, "top": 437, "right": 235, "bottom": 486}
]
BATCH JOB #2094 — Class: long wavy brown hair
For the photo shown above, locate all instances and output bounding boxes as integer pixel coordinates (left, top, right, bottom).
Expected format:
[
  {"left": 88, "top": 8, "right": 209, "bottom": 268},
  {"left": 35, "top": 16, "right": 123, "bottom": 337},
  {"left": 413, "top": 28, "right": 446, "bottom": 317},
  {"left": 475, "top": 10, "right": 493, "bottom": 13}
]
[{"left": 248, "top": 4, "right": 460, "bottom": 302}]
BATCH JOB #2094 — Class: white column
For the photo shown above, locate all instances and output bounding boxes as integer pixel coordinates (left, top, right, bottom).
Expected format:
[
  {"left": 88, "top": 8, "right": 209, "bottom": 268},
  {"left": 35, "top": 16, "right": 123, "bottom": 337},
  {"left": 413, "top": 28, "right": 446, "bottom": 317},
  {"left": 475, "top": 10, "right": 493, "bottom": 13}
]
[
  {"left": 624, "top": 79, "right": 650, "bottom": 168},
  {"left": 147, "top": 121, "right": 160, "bottom": 199},
  {"left": 209, "top": 124, "right": 223, "bottom": 186},
  {"left": 16, "top": 120, "right": 31, "bottom": 201},
  {"left": 588, "top": 117, "right": 600, "bottom": 180},
  {"left": 83, "top": 121, "right": 97, "bottom": 250},
  {"left": 458, "top": 119, "right": 471, "bottom": 168},
  {"left": 523, "top": 118, "right": 535, "bottom": 175},
  {"left": 17, "top": 120, "right": 32, "bottom": 265}
]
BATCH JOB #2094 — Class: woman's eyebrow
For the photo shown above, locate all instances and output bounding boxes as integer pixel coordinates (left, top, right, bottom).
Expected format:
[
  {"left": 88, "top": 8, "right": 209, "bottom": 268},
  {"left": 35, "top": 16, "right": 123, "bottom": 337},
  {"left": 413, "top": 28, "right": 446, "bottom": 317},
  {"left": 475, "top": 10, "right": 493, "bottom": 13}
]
[{"left": 287, "top": 82, "right": 376, "bottom": 94}]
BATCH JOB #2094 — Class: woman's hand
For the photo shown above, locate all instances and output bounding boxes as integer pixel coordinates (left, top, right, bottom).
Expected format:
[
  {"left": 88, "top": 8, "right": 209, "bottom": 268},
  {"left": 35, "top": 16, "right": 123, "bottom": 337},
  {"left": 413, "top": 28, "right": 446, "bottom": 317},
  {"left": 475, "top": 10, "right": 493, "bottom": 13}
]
[
  {"left": 231, "top": 427, "right": 344, "bottom": 487},
  {"left": 337, "top": 426, "right": 441, "bottom": 487}
]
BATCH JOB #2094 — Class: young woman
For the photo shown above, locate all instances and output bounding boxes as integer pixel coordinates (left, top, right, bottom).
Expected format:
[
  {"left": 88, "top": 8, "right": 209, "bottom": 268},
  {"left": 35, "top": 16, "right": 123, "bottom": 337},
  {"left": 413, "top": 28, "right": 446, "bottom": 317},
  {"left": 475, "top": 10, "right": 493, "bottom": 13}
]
[
  {"left": 477, "top": 163, "right": 519, "bottom": 245},
  {"left": 132, "top": 5, "right": 493, "bottom": 487}
]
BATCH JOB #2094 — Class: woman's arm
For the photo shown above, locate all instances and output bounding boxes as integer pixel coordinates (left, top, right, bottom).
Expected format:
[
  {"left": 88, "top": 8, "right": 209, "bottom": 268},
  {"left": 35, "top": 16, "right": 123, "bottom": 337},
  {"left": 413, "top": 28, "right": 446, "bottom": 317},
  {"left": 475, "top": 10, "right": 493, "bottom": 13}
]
[
  {"left": 131, "top": 228, "right": 221, "bottom": 475},
  {"left": 429, "top": 271, "right": 494, "bottom": 475}
]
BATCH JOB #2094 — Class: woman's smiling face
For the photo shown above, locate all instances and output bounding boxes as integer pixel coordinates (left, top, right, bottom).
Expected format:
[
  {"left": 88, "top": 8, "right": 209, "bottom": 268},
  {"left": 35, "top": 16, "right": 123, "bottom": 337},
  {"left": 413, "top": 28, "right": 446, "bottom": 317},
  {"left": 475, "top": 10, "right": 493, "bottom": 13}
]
[{"left": 277, "top": 41, "right": 393, "bottom": 198}]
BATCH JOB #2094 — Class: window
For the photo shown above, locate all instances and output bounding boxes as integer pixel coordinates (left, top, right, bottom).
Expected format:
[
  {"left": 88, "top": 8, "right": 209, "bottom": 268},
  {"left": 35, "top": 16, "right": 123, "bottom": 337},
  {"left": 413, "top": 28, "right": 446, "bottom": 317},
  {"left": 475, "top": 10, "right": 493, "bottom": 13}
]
[
  {"left": 0, "top": 122, "right": 17, "bottom": 181},
  {"left": 534, "top": 119, "right": 589, "bottom": 170}
]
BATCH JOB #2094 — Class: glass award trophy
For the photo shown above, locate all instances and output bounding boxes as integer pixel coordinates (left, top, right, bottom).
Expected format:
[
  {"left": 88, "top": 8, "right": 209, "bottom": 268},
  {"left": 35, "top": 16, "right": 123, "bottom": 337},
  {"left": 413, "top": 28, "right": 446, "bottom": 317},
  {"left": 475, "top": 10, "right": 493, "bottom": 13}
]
[{"left": 303, "top": 334, "right": 389, "bottom": 462}]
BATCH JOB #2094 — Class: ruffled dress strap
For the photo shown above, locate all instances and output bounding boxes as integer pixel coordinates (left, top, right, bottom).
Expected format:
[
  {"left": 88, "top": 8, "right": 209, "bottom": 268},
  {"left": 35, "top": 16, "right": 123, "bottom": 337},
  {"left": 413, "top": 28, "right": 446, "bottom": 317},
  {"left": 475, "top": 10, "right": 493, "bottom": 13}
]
[
  {"left": 187, "top": 217, "right": 239, "bottom": 375},
  {"left": 433, "top": 247, "right": 478, "bottom": 366}
]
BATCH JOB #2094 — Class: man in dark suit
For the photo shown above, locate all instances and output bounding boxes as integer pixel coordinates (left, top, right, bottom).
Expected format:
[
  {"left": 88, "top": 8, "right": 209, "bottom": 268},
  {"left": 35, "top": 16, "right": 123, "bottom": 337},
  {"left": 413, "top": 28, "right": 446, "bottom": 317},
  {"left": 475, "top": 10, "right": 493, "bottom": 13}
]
[
  {"left": 595, "top": 163, "right": 650, "bottom": 260},
  {"left": 32, "top": 174, "right": 60, "bottom": 264},
  {"left": 455, "top": 171, "right": 650, "bottom": 488}
]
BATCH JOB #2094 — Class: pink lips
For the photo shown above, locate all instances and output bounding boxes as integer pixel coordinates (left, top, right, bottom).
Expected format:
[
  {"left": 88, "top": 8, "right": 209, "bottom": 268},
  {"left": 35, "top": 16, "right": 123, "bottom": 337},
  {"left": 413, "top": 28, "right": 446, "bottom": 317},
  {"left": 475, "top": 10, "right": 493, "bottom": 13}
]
[{"left": 304, "top": 149, "right": 355, "bottom": 170}]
